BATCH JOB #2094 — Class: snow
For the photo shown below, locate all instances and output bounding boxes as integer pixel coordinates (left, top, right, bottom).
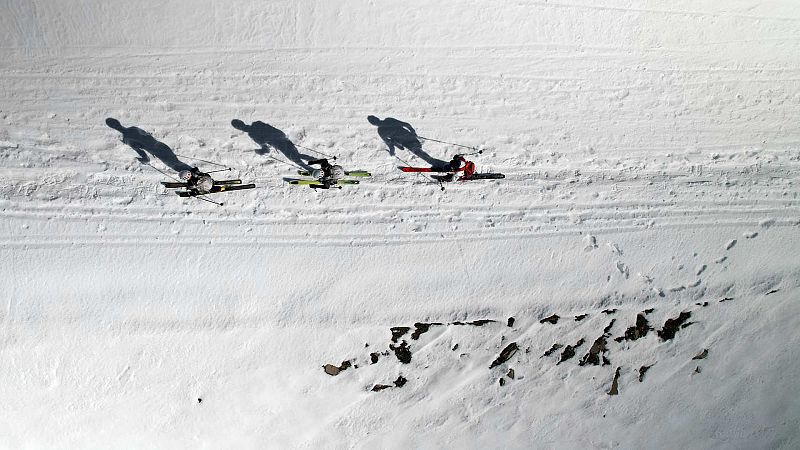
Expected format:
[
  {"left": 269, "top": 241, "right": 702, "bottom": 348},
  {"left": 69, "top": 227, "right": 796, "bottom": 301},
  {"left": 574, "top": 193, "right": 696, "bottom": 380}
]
[{"left": 2, "top": 0, "right": 800, "bottom": 448}]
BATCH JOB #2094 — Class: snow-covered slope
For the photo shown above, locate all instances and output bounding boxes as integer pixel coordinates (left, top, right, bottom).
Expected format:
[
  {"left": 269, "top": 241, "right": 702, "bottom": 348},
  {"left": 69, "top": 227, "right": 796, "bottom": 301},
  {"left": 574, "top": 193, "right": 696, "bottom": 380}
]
[{"left": 1, "top": 1, "right": 799, "bottom": 448}]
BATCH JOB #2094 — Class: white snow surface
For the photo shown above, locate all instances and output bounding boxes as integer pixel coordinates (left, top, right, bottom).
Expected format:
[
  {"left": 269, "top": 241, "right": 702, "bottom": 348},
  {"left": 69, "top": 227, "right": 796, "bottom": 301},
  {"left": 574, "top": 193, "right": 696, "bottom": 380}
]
[{"left": 2, "top": 0, "right": 800, "bottom": 448}]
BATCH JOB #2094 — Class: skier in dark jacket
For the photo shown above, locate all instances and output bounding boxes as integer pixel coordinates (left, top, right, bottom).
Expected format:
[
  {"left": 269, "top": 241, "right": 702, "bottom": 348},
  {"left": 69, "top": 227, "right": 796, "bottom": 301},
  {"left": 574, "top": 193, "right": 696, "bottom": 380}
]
[
  {"left": 178, "top": 167, "right": 214, "bottom": 194},
  {"left": 436, "top": 155, "right": 476, "bottom": 182},
  {"left": 307, "top": 158, "right": 345, "bottom": 189}
]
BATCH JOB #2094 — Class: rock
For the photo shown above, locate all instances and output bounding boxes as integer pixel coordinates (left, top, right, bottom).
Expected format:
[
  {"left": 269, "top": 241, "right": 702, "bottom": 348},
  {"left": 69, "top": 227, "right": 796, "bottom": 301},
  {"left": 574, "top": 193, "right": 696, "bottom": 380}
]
[
  {"left": 507, "top": 368, "right": 515, "bottom": 379},
  {"left": 389, "top": 341, "right": 412, "bottom": 364},
  {"left": 197, "top": 398, "right": 202, "bottom": 403},
  {"left": 579, "top": 336, "right": 608, "bottom": 366},
  {"left": 574, "top": 314, "right": 588, "bottom": 321},
  {"left": 540, "top": 314, "right": 560, "bottom": 324},
  {"left": 638, "top": 365, "right": 652, "bottom": 382},
  {"left": 617, "top": 314, "right": 650, "bottom": 342},
  {"left": 558, "top": 338, "right": 585, "bottom": 364},
  {"left": 692, "top": 349, "right": 709, "bottom": 360},
  {"left": 323, "top": 364, "right": 341, "bottom": 376},
  {"left": 507, "top": 317, "right": 515, "bottom": 327},
  {"left": 602, "top": 309, "right": 617, "bottom": 315},
  {"left": 452, "top": 343, "right": 459, "bottom": 351},
  {"left": 607, "top": 367, "right": 621, "bottom": 395},
  {"left": 371, "top": 384, "right": 392, "bottom": 392},
  {"left": 490, "top": 342, "right": 519, "bottom": 368},
  {"left": 499, "top": 378, "right": 506, "bottom": 386},
  {"left": 370, "top": 352, "right": 380, "bottom": 364},
  {"left": 657, "top": 311, "right": 692, "bottom": 341},
  {"left": 394, "top": 376, "right": 407, "bottom": 388},
  {"left": 390, "top": 326, "right": 410, "bottom": 343},
  {"left": 542, "top": 343, "right": 562, "bottom": 357}
]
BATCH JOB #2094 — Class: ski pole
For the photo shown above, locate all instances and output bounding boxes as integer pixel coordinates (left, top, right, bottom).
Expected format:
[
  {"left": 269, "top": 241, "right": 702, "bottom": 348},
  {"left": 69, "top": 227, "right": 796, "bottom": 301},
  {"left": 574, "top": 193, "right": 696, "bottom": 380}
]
[
  {"left": 416, "top": 135, "right": 483, "bottom": 154},
  {"left": 205, "top": 168, "right": 233, "bottom": 174},
  {"left": 195, "top": 195, "right": 223, "bottom": 206},
  {"left": 295, "top": 143, "right": 337, "bottom": 160},
  {"left": 174, "top": 154, "right": 229, "bottom": 168}
]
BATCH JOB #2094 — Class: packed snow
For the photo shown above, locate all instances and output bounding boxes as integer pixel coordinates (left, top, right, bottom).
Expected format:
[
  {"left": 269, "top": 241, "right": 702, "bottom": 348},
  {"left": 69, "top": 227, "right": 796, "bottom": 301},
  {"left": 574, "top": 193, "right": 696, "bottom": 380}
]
[{"left": 1, "top": 0, "right": 799, "bottom": 448}]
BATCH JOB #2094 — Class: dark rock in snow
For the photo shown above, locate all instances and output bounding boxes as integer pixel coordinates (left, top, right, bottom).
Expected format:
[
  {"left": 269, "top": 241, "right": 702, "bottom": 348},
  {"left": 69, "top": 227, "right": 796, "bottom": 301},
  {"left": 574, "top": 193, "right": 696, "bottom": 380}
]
[
  {"left": 371, "top": 384, "right": 391, "bottom": 392},
  {"left": 452, "top": 343, "right": 459, "bottom": 351},
  {"left": 490, "top": 342, "right": 519, "bottom": 368},
  {"left": 507, "top": 317, "right": 515, "bottom": 327},
  {"left": 390, "top": 326, "right": 410, "bottom": 343},
  {"left": 638, "top": 365, "right": 652, "bottom": 382},
  {"left": 616, "top": 314, "right": 650, "bottom": 342},
  {"left": 695, "top": 302, "right": 709, "bottom": 307},
  {"left": 643, "top": 308, "right": 654, "bottom": 314},
  {"left": 657, "top": 311, "right": 692, "bottom": 341},
  {"left": 766, "top": 289, "right": 780, "bottom": 295},
  {"left": 558, "top": 338, "right": 585, "bottom": 364},
  {"left": 390, "top": 341, "right": 412, "bottom": 364},
  {"left": 603, "top": 319, "right": 616, "bottom": 335},
  {"left": 499, "top": 377, "right": 506, "bottom": 386},
  {"left": 411, "top": 322, "right": 442, "bottom": 340},
  {"left": 543, "top": 343, "right": 563, "bottom": 357},
  {"left": 602, "top": 309, "right": 617, "bottom": 315},
  {"left": 507, "top": 368, "right": 515, "bottom": 379},
  {"left": 394, "top": 375, "right": 407, "bottom": 388},
  {"left": 719, "top": 297, "right": 734, "bottom": 303},
  {"left": 692, "top": 349, "right": 709, "bottom": 360},
  {"left": 608, "top": 367, "right": 621, "bottom": 395},
  {"left": 370, "top": 352, "right": 380, "bottom": 364},
  {"left": 575, "top": 314, "right": 589, "bottom": 321},
  {"left": 197, "top": 398, "right": 202, "bottom": 403},
  {"left": 580, "top": 336, "right": 608, "bottom": 366},
  {"left": 540, "top": 314, "right": 560, "bottom": 324}
]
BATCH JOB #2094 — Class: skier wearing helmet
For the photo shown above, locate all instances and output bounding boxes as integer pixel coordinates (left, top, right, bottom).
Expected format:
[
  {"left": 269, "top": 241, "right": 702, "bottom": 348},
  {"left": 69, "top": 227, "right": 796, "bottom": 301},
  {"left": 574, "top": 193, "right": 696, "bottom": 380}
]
[
  {"left": 178, "top": 167, "right": 214, "bottom": 194},
  {"left": 307, "top": 158, "right": 345, "bottom": 189},
  {"left": 435, "top": 155, "right": 476, "bottom": 182}
]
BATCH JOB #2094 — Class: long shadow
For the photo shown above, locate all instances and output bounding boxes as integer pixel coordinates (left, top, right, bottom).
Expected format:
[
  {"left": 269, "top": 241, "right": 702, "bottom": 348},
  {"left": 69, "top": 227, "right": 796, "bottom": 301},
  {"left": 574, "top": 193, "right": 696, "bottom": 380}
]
[
  {"left": 367, "top": 115, "right": 447, "bottom": 167},
  {"left": 231, "top": 119, "right": 313, "bottom": 170},
  {"left": 105, "top": 118, "right": 191, "bottom": 172}
]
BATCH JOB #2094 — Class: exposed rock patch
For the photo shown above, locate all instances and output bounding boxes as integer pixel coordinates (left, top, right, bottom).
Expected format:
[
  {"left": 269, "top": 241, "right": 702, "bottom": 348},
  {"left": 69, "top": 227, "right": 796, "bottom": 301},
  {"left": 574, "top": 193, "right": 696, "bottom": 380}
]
[
  {"left": 638, "top": 365, "right": 652, "bottom": 382},
  {"left": 490, "top": 342, "right": 519, "bottom": 368},
  {"left": 540, "top": 314, "right": 560, "bottom": 324},
  {"left": 390, "top": 341, "right": 412, "bottom": 364},
  {"left": 558, "top": 338, "right": 585, "bottom": 364},
  {"left": 390, "top": 327, "right": 410, "bottom": 343},
  {"left": 575, "top": 314, "right": 588, "bottom": 321},
  {"left": 615, "top": 314, "right": 650, "bottom": 342},
  {"left": 323, "top": 360, "right": 353, "bottom": 376},
  {"left": 608, "top": 367, "right": 621, "bottom": 395},
  {"left": 657, "top": 311, "right": 692, "bottom": 341},
  {"left": 579, "top": 336, "right": 609, "bottom": 366}
]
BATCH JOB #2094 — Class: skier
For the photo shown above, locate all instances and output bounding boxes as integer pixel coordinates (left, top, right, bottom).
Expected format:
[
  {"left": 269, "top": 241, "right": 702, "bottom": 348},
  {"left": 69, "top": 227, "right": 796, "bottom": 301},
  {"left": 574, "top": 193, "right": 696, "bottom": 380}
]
[
  {"left": 178, "top": 167, "right": 214, "bottom": 194},
  {"left": 436, "top": 154, "right": 476, "bottom": 182},
  {"left": 307, "top": 158, "right": 346, "bottom": 189}
]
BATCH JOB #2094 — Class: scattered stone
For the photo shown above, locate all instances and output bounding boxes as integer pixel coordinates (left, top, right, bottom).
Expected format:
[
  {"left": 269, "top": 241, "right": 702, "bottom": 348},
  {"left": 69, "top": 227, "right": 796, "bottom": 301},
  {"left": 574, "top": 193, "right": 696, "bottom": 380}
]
[
  {"left": 371, "top": 384, "right": 392, "bottom": 392},
  {"left": 579, "top": 336, "right": 608, "bottom": 366},
  {"left": 490, "top": 342, "right": 519, "bottom": 368},
  {"left": 643, "top": 308, "right": 654, "bottom": 314},
  {"left": 695, "top": 301, "right": 708, "bottom": 307},
  {"left": 507, "top": 317, "right": 515, "bottom": 327},
  {"left": 370, "top": 352, "right": 380, "bottom": 364},
  {"left": 394, "top": 376, "right": 407, "bottom": 388},
  {"left": 455, "top": 319, "right": 495, "bottom": 326},
  {"left": 725, "top": 239, "right": 737, "bottom": 251},
  {"left": 197, "top": 398, "right": 202, "bottom": 403},
  {"left": 364, "top": 343, "right": 369, "bottom": 347},
  {"left": 602, "top": 309, "right": 617, "bottom": 315},
  {"left": 452, "top": 343, "right": 459, "bottom": 351},
  {"left": 720, "top": 297, "right": 734, "bottom": 303},
  {"left": 542, "top": 343, "right": 563, "bottom": 357},
  {"left": 390, "top": 341, "right": 412, "bottom": 364},
  {"left": 692, "top": 349, "right": 709, "bottom": 360},
  {"left": 558, "top": 338, "right": 585, "bottom": 365},
  {"left": 715, "top": 256, "right": 727, "bottom": 264},
  {"left": 694, "top": 366, "right": 702, "bottom": 374},
  {"left": 657, "top": 311, "right": 692, "bottom": 341},
  {"left": 507, "top": 368, "right": 515, "bottom": 379},
  {"left": 616, "top": 314, "right": 650, "bottom": 342},
  {"left": 695, "top": 264, "right": 707, "bottom": 276},
  {"left": 766, "top": 289, "right": 780, "bottom": 295},
  {"left": 411, "top": 322, "right": 442, "bottom": 340},
  {"left": 638, "top": 365, "right": 652, "bottom": 382},
  {"left": 499, "top": 377, "right": 506, "bottom": 386},
  {"left": 575, "top": 314, "right": 588, "bottom": 321},
  {"left": 603, "top": 319, "right": 616, "bottom": 335},
  {"left": 390, "top": 326, "right": 410, "bottom": 343},
  {"left": 540, "top": 314, "right": 560, "bottom": 324},
  {"left": 608, "top": 367, "right": 621, "bottom": 395},
  {"left": 323, "top": 360, "right": 353, "bottom": 376}
]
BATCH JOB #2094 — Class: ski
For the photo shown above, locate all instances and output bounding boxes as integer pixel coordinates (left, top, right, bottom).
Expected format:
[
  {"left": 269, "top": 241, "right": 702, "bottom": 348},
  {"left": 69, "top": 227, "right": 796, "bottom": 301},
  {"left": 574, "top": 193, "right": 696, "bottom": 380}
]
[
  {"left": 162, "top": 179, "right": 242, "bottom": 189},
  {"left": 297, "top": 170, "right": 371, "bottom": 177},
  {"left": 288, "top": 179, "right": 360, "bottom": 186},
  {"left": 463, "top": 173, "right": 505, "bottom": 180},
  {"left": 399, "top": 166, "right": 450, "bottom": 173},
  {"left": 175, "top": 183, "right": 256, "bottom": 197}
]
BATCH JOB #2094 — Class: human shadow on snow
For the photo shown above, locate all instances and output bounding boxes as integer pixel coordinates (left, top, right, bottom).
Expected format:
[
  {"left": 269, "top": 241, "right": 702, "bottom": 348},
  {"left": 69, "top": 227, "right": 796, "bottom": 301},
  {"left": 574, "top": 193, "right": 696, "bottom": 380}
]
[
  {"left": 367, "top": 115, "right": 447, "bottom": 167},
  {"left": 106, "top": 118, "right": 192, "bottom": 172},
  {"left": 231, "top": 119, "right": 313, "bottom": 170}
]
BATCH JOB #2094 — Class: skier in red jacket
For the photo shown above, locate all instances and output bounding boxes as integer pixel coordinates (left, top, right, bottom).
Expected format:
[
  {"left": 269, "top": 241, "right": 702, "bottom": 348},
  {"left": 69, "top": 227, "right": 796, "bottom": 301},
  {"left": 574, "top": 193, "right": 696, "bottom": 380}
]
[{"left": 435, "top": 154, "right": 475, "bottom": 182}]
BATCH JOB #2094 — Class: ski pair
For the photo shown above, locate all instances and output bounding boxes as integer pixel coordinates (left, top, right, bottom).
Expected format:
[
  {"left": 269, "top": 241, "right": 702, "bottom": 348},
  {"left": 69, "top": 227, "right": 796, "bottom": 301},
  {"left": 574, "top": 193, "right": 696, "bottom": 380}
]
[
  {"left": 288, "top": 179, "right": 360, "bottom": 189},
  {"left": 399, "top": 166, "right": 505, "bottom": 180},
  {"left": 161, "top": 179, "right": 242, "bottom": 189},
  {"left": 175, "top": 183, "right": 256, "bottom": 197},
  {"left": 296, "top": 170, "right": 371, "bottom": 177}
]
